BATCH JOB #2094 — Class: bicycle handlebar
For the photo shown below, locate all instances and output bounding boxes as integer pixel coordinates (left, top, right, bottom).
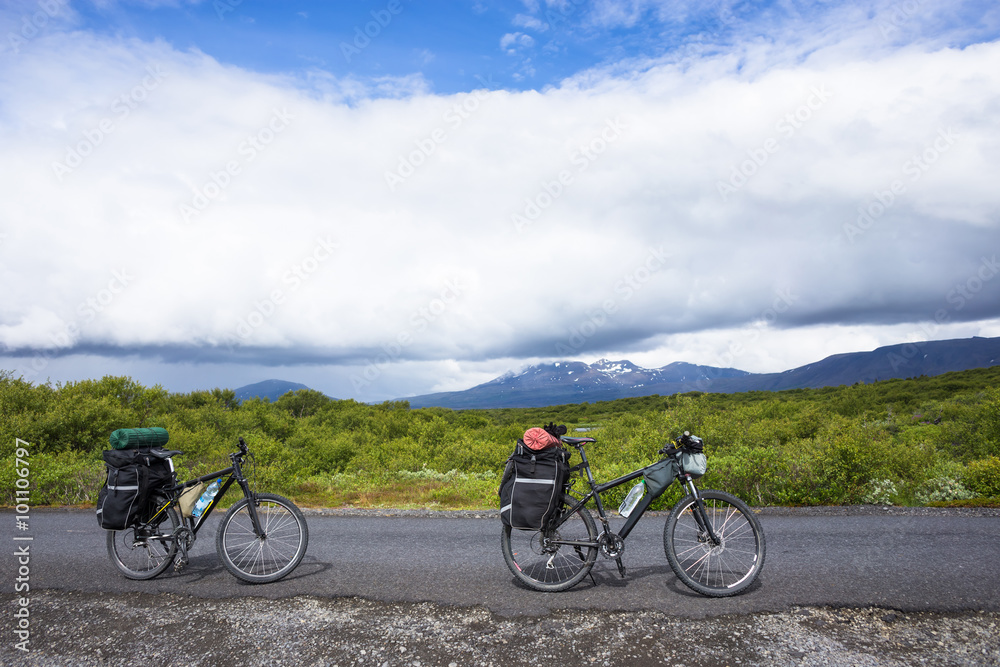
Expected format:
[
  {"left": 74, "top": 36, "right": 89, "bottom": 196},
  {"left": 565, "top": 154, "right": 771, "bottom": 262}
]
[
  {"left": 659, "top": 431, "right": 703, "bottom": 455},
  {"left": 554, "top": 424, "right": 702, "bottom": 456}
]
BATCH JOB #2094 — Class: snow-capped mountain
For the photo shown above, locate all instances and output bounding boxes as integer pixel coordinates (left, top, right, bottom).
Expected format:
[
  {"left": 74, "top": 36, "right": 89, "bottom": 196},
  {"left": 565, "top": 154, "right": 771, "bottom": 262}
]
[
  {"left": 407, "top": 358, "right": 751, "bottom": 408},
  {"left": 403, "top": 337, "right": 1000, "bottom": 408},
  {"left": 487, "top": 359, "right": 749, "bottom": 393}
]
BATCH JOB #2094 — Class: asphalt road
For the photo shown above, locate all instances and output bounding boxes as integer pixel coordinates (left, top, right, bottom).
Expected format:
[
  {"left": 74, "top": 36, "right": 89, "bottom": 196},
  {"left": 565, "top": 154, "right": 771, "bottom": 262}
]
[{"left": 4, "top": 507, "right": 999, "bottom": 618}]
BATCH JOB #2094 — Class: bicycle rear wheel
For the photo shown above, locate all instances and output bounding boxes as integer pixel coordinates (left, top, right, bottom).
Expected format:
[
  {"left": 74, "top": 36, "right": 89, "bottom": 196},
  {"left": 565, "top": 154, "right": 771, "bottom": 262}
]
[
  {"left": 216, "top": 493, "right": 309, "bottom": 583},
  {"left": 107, "top": 498, "right": 179, "bottom": 580},
  {"left": 663, "top": 490, "right": 765, "bottom": 597},
  {"left": 501, "top": 494, "right": 598, "bottom": 592}
]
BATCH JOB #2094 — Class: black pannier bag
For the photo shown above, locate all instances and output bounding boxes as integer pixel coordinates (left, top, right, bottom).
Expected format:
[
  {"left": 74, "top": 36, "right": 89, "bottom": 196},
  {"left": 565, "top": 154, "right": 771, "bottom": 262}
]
[
  {"left": 499, "top": 441, "right": 571, "bottom": 531},
  {"left": 96, "top": 448, "right": 174, "bottom": 530}
]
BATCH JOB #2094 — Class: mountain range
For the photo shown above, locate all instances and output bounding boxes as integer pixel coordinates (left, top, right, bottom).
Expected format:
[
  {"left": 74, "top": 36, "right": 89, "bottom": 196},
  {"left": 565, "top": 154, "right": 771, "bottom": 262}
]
[
  {"left": 234, "top": 379, "right": 313, "bottom": 402},
  {"left": 402, "top": 336, "right": 1000, "bottom": 409}
]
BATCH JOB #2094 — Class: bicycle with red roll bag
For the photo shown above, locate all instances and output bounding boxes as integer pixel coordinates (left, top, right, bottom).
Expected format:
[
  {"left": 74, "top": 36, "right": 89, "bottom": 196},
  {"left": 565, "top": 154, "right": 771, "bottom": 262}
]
[{"left": 501, "top": 432, "right": 765, "bottom": 595}]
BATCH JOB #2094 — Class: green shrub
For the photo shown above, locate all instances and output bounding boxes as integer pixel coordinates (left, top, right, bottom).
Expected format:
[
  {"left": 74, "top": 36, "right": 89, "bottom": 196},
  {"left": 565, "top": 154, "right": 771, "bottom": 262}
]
[
  {"left": 916, "top": 461, "right": 976, "bottom": 503},
  {"left": 964, "top": 456, "right": 1000, "bottom": 498},
  {"left": 862, "top": 479, "right": 898, "bottom": 505},
  {"left": 3, "top": 369, "right": 1000, "bottom": 508},
  {"left": 0, "top": 451, "right": 104, "bottom": 505}
]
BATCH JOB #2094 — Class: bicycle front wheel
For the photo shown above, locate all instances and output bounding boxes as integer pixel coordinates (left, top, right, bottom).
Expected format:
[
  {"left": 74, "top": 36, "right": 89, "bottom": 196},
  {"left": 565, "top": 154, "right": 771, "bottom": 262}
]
[
  {"left": 216, "top": 493, "right": 309, "bottom": 583},
  {"left": 107, "top": 499, "right": 179, "bottom": 580},
  {"left": 663, "top": 490, "right": 765, "bottom": 597},
  {"left": 501, "top": 494, "right": 598, "bottom": 592}
]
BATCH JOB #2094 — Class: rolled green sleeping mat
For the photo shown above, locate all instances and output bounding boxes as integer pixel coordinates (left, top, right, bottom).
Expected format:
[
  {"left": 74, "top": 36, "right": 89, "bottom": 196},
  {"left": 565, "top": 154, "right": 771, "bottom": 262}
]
[{"left": 109, "top": 427, "right": 169, "bottom": 450}]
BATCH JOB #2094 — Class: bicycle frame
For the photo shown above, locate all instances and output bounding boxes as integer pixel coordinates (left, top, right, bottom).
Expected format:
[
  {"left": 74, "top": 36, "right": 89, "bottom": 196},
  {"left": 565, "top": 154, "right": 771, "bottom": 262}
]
[
  {"left": 147, "top": 444, "right": 264, "bottom": 540},
  {"left": 555, "top": 441, "right": 719, "bottom": 548}
]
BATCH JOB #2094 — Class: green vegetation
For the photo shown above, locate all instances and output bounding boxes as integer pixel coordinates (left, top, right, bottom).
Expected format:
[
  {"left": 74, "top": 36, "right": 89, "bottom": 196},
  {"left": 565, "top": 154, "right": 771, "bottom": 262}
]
[{"left": 2, "top": 366, "right": 999, "bottom": 509}]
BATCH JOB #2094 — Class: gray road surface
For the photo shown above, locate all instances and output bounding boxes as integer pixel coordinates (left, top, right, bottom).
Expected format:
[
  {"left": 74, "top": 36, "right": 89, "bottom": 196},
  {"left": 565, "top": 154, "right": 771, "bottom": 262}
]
[{"left": 5, "top": 507, "right": 999, "bottom": 617}]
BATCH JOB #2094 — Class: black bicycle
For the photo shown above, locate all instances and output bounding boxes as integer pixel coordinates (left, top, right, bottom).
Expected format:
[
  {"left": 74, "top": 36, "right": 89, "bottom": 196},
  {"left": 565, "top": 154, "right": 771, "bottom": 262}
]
[
  {"left": 501, "top": 433, "right": 766, "bottom": 595},
  {"left": 107, "top": 436, "right": 309, "bottom": 584}
]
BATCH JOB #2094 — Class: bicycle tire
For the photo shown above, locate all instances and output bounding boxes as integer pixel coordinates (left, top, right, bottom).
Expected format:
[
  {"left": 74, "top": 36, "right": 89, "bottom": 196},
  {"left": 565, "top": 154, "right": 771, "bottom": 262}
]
[
  {"left": 663, "top": 489, "right": 766, "bottom": 597},
  {"left": 216, "top": 493, "right": 309, "bottom": 584},
  {"left": 501, "top": 494, "right": 598, "bottom": 592},
  {"left": 106, "top": 498, "right": 179, "bottom": 580}
]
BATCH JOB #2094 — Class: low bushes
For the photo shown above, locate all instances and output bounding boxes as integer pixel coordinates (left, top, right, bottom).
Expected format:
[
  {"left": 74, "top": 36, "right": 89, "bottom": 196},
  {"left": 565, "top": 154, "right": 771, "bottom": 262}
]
[{"left": 2, "top": 367, "right": 999, "bottom": 508}]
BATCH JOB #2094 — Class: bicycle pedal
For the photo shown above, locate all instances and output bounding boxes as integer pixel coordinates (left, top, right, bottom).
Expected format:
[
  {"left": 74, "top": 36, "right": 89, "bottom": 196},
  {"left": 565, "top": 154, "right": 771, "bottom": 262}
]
[
  {"left": 615, "top": 558, "right": 627, "bottom": 579},
  {"left": 174, "top": 557, "right": 188, "bottom": 573}
]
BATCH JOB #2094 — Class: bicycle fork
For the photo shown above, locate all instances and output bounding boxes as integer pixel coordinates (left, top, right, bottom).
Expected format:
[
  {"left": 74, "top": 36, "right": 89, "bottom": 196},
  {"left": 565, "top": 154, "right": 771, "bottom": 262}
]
[
  {"left": 236, "top": 475, "right": 266, "bottom": 539},
  {"left": 685, "top": 478, "right": 722, "bottom": 547}
]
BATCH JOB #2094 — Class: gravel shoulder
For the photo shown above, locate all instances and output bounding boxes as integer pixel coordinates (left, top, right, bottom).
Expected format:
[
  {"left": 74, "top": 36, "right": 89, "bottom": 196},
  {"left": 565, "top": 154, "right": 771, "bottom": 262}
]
[{"left": 7, "top": 590, "right": 999, "bottom": 666}]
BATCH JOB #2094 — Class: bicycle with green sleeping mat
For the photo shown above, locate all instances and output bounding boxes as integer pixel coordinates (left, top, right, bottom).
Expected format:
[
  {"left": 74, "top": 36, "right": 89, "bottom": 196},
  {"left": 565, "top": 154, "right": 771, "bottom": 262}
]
[{"left": 102, "top": 434, "right": 308, "bottom": 584}]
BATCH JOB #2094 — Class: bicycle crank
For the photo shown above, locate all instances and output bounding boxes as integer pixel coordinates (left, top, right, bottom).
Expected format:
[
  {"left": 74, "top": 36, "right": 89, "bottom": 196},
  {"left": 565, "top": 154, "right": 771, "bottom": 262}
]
[{"left": 598, "top": 531, "right": 625, "bottom": 559}]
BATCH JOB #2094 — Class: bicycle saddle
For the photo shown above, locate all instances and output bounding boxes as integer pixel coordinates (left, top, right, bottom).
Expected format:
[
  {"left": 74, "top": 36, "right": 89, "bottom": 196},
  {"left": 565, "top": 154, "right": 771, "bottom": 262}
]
[
  {"left": 560, "top": 436, "right": 596, "bottom": 445},
  {"left": 149, "top": 448, "right": 183, "bottom": 458}
]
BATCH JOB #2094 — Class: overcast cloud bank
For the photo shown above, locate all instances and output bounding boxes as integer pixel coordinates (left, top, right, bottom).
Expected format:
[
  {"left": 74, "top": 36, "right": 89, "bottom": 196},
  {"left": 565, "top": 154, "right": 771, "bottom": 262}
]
[{"left": 1, "top": 0, "right": 998, "bottom": 400}]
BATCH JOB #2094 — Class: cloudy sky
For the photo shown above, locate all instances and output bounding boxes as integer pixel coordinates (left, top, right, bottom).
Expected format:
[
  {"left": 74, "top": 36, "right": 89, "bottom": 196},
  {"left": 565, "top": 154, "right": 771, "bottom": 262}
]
[{"left": 1, "top": 0, "right": 999, "bottom": 401}]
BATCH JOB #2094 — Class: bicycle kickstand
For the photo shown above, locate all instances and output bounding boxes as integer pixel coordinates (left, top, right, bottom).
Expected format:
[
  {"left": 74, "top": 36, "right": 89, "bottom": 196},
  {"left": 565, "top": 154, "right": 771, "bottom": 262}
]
[
  {"left": 615, "top": 557, "right": 627, "bottom": 579},
  {"left": 174, "top": 531, "right": 190, "bottom": 572}
]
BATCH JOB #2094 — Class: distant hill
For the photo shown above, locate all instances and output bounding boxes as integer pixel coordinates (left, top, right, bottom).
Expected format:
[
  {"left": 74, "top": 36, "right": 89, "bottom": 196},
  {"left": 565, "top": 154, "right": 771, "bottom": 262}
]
[
  {"left": 405, "top": 359, "right": 750, "bottom": 409},
  {"left": 404, "top": 336, "right": 1000, "bottom": 409},
  {"left": 234, "top": 379, "right": 313, "bottom": 402},
  {"left": 706, "top": 336, "right": 1000, "bottom": 394}
]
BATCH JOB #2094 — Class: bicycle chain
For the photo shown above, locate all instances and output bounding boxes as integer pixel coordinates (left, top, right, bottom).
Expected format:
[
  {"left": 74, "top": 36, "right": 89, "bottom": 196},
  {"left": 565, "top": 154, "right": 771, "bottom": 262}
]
[{"left": 598, "top": 531, "right": 625, "bottom": 559}]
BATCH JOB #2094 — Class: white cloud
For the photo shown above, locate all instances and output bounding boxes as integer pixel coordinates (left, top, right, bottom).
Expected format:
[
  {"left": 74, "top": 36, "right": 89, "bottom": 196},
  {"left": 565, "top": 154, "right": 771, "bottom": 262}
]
[
  {"left": 500, "top": 31, "right": 536, "bottom": 53},
  {"left": 512, "top": 13, "right": 547, "bottom": 31},
  {"left": 1, "top": 10, "right": 999, "bottom": 398}
]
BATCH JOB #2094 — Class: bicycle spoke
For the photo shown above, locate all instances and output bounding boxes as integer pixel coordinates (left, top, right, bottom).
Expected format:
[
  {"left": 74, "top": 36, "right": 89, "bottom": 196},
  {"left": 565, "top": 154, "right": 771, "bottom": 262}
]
[
  {"left": 217, "top": 495, "right": 308, "bottom": 582},
  {"left": 107, "top": 501, "right": 179, "bottom": 580},
  {"left": 501, "top": 495, "right": 598, "bottom": 592},
  {"left": 665, "top": 491, "right": 765, "bottom": 596}
]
